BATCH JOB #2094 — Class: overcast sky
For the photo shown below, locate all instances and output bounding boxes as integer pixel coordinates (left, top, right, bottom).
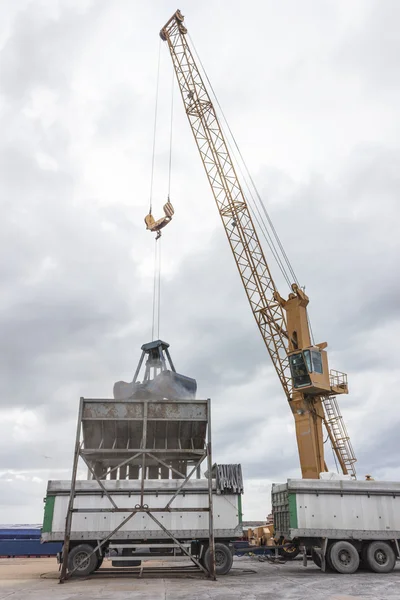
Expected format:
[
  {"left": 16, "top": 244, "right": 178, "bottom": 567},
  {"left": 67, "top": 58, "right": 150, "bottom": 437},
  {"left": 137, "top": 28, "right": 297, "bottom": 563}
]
[{"left": 0, "top": 0, "right": 399, "bottom": 524}]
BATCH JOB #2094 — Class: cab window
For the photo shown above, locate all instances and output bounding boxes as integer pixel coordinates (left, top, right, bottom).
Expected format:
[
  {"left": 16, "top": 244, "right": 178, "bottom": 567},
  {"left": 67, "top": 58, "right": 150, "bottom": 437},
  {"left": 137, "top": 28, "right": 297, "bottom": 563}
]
[
  {"left": 303, "top": 350, "right": 312, "bottom": 372},
  {"left": 289, "top": 353, "right": 312, "bottom": 388},
  {"left": 311, "top": 350, "right": 323, "bottom": 374}
]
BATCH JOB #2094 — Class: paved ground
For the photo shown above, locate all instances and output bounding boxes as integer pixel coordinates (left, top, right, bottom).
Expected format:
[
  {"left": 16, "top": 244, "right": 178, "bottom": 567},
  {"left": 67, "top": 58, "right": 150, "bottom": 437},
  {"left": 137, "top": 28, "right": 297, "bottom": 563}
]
[{"left": 0, "top": 556, "right": 399, "bottom": 599}]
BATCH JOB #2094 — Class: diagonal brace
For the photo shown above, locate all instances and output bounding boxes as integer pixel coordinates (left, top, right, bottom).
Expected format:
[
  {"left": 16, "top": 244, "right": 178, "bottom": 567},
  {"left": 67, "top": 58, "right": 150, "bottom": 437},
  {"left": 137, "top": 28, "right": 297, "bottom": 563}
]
[
  {"left": 146, "top": 452, "right": 186, "bottom": 479},
  {"left": 147, "top": 511, "right": 209, "bottom": 576},
  {"left": 80, "top": 454, "right": 118, "bottom": 509},
  {"left": 165, "top": 453, "right": 206, "bottom": 509},
  {"left": 100, "top": 451, "right": 143, "bottom": 480}
]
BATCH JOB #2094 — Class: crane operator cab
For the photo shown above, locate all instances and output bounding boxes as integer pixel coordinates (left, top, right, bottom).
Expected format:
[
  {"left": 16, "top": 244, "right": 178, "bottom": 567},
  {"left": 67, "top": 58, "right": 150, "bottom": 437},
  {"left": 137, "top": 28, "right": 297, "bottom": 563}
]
[
  {"left": 289, "top": 346, "right": 348, "bottom": 396},
  {"left": 145, "top": 200, "right": 174, "bottom": 239},
  {"left": 275, "top": 284, "right": 349, "bottom": 397}
]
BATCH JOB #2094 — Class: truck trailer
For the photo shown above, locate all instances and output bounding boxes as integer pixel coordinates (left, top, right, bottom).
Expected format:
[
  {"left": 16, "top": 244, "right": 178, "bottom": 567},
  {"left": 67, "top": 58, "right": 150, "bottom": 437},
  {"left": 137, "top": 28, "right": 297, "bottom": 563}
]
[
  {"left": 272, "top": 478, "right": 400, "bottom": 574},
  {"left": 42, "top": 475, "right": 243, "bottom": 577}
]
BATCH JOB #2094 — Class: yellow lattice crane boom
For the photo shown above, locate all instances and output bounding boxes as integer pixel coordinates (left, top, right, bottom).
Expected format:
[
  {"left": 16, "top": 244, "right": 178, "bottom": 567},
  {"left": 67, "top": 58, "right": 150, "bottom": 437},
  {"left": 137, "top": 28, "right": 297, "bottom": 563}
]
[{"left": 160, "top": 10, "right": 356, "bottom": 479}]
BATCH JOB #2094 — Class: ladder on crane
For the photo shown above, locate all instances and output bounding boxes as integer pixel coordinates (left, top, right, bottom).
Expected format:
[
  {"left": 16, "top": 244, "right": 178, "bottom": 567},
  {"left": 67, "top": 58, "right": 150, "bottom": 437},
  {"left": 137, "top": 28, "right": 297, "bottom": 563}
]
[{"left": 322, "top": 395, "right": 357, "bottom": 478}]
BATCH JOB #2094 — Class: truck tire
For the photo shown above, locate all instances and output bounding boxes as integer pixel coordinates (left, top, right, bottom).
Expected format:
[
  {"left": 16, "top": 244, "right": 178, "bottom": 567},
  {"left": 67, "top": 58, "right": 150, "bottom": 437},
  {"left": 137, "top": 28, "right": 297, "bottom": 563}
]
[
  {"left": 329, "top": 541, "right": 359, "bottom": 574},
  {"left": 68, "top": 544, "right": 98, "bottom": 577},
  {"left": 279, "top": 543, "right": 300, "bottom": 560},
  {"left": 203, "top": 543, "right": 233, "bottom": 575},
  {"left": 365, "top": 541, "right": 396, "bottom": 573},
  {"left": 95, "top": 556, "right": 103, "bottom": 571}
]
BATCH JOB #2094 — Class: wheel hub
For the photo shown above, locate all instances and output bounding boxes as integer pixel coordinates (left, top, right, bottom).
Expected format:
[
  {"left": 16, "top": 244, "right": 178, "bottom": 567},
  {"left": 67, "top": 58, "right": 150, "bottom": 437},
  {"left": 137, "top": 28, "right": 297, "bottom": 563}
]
[
  {"left": 375, "top": 550, "right": 387, "bottom": 565},
  {"left": 338, "top": 550, "right": 351, "bottom": 566},
  {"left": 74, "top": 551, "right": 90, "bottom": 570},
  {"left": 215, "top": 550, "right": 225, "bottom": 567}
]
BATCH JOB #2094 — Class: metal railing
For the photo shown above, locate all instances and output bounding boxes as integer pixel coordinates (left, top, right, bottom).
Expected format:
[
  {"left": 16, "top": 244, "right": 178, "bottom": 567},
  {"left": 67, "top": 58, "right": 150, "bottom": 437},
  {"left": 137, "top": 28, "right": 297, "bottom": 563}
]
[
  {"left": 322, "top": 395, "right": 357, "bottom": 479},
  {"left": 329, "top": 369, "right": 348, "bottom": 390}
]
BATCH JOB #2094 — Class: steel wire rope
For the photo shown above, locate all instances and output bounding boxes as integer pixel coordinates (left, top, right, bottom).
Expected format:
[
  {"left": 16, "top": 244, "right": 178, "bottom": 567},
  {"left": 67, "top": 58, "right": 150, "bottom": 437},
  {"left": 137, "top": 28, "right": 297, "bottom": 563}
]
[
  {"left": 187, "top": 38, "right": 292, "bottom": 290},
  {"left": 155, "top": 67, "right": 174, "bottom": 340},
  {"left": 191, "top": 32, "right": 298, "bottom": 284},
  {"left": 150, "top": 41, "right": 171, "bottom": 341},
  {"left": 186, "top": 32, "right": 324, "bottom": 346},
  {"left": 201, "top": 91, "right": 293, "bottom": 289},
  {"left": 212, "top": 108, "right": 294, "bottom": 289},
  {"left": 215, "top": 122, "right": 293, "bottom": 290},
  {"left": 247, "top": 197, "right": 292, "bottom": 289},
  {"left": 306, "top": 309, "right": 316, "bottom": 345},
  {"left": 167, "top": 65, "right": 175, "bottom": 198},
  {"left": 151, "top": 239, "right": 158, "bottom": 341},
  {"left": 325, "top": 422, "right": 340, "bottom": 474},
  {"left": 151, "top": 63, "right": 175, "bottom": 341},
  {"left": 188, "top": 33, "right": 299, "bottom": 288},
  {"left": 149, "top": 40, "right": 162, "bottom": 340},
  {"left": 149, "top": 39, "right": 162, "bottom": 214},
  {"left": 157, "top": 238, "right": 162, "bottom": 339},
  {"left": 186, "top": 45, "right": 291, "bottom": 290},
  {"left": 331, "top": 439, "right": 340, "bottom": 474}
]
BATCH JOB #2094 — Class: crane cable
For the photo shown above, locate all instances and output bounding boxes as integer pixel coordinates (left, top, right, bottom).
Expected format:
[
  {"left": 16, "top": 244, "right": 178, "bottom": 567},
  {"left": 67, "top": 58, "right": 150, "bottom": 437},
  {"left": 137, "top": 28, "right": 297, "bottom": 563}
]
[
  {"left": 331, "top": 439, "right": 340, "bottom": 474},
  {"left": 151, "top": 239, "right": 158, "bottom": 341},
  {"left": 187, "top": 33, "right": 324, "bottom": 346},
  {"left": 167, "top": 66, "right": 174, "bottom": 198},
  {"left": 188, "top": 36, "right": 291, "bottom": 288},
  {"left": 151, "top": 63, "right": 174, "bottom": 341},
  {"left": 188, "top": 33, "right": 300, "bottom": 290},
  {"left": 324, "top": 428, "right": 340, "bottom": 474},
  {"left": 149, "top": 39, "right": 162, "bottom": 215},
  {"left": 149, "top": 40, "right": 161, "bottom": 340},
  {"left": 151, "top": 239, "right": 162, "bottom": 341}
]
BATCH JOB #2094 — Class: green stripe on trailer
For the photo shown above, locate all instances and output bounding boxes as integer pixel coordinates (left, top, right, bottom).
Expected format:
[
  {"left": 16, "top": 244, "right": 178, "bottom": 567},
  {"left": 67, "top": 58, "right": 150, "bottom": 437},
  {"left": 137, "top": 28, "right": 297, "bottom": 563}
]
[
  {"left": 42, "top": 496, "right": 55, "bottom": 533},
  {"left": 238, "top": 494, "right": 243, "bottom": 524},
  {"left": 288, "top": 493, "right": 298, "bottom": 529}
]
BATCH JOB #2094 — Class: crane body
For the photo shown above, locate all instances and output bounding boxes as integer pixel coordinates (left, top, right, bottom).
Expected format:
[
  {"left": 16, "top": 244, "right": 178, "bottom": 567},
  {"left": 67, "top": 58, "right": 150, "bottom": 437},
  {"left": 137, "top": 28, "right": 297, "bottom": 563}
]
[{"left": 160, "top": 10, "right": 356, "bottom": 480}]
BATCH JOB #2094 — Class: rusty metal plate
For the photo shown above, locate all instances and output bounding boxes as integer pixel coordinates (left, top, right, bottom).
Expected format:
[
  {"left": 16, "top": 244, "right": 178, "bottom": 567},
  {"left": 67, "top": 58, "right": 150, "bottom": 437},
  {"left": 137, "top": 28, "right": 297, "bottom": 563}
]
[
  {"left": 83, "top": 402, "right": 144, "bottom": 420},
  {"left": 147, "top": 402, "right": 207, "bottom": 420}
]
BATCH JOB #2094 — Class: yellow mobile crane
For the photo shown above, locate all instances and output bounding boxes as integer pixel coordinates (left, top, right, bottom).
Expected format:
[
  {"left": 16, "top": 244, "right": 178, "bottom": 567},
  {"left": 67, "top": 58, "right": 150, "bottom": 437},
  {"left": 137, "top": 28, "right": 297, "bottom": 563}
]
[{"left": 159, "top": 10, "right": 356, "bottom": 479}]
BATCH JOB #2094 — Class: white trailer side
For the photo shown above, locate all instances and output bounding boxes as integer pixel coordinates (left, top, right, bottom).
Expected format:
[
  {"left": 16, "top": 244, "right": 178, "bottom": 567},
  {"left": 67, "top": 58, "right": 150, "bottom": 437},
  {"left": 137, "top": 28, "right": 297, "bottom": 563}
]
[
  {"left": 272, "top": 479, "right": 400, "bottom": 574},
  {"left": 42, "top": 479, "right": 242, "bottom": 542}
]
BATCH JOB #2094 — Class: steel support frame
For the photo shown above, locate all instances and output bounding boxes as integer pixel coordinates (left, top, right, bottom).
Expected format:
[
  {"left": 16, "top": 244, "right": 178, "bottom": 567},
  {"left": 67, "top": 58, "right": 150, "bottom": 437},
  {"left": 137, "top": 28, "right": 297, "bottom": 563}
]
[{"left": 60, "top": 397, "right": 216, "bottom": 582}]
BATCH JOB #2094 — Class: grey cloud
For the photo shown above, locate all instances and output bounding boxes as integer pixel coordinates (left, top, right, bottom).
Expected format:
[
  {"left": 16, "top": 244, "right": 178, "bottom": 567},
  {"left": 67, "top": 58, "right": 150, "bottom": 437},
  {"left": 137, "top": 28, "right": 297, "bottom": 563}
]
[
  {"left": 0, "top": 1, "right": 105, "bottom": 101},
  {"left": 256, "top": 146, "right": 400, "bottom": 341},
  {"left": 356, "top": 422, "right": 400, "bottom": 475},
  {"left": 0, "top": 0, "right": 399, "bottom": 523},
  {"left": 336, "top": 0, "right": 400, "bottom": 91},
  {"left": 95, "top": 85, "right": 142, "bottom": 140}
]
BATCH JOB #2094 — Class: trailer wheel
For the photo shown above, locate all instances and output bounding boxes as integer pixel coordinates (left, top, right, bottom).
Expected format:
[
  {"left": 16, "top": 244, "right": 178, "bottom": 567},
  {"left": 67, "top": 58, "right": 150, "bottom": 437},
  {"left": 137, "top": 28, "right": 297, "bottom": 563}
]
[
  {"left": 365, "top": 541, "right": 396, "bottom": 573},
  {"left": 68, "top": 544, "right": 98, "bottom": 577},
  {"left": 95, "top": 556, "right": 103, "bottom": 571},
  {"left": 203, "top": 543, "right": 233, "bottom": 575},
  {"left": 329, "top": 541, "right": 359, "bottom": 574},
  {"left": 279, "top": 543, "right": 300, "bottom": 560}
]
